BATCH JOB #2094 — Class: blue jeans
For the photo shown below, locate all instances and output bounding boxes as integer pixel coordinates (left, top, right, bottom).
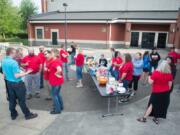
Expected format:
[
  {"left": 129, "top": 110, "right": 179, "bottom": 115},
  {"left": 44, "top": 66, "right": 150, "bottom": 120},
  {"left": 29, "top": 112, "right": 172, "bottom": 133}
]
[
  {"left": 6, "top": 81, "right": 30, "bottom": 118},
  {"left": 109, "top": 66, "right": 119, "bottom": 80},
  {"left": 51, "top": 86, "right": 63, "bottom": 113},
  {"left": 113, "top": 70, "right": 119, "bottom": 80},
  {"left": 63, "top": 63, "right": 69, "bottom": 81},
  {"left": 40, "top": 71, "right": 44, "bottom": 88},
  {"left": 76, "top": 66, "right": 83, "bottom": 80},
  {"left": 122, "top": 80, "right": 130, "bottom": 90}
]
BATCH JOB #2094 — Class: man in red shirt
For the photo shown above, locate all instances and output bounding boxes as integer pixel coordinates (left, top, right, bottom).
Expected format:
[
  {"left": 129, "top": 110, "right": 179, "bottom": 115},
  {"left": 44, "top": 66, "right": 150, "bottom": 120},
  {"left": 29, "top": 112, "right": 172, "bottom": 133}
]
[
  {"left": 168, "top": 47, "right": 180, "bottom": 65},
  {"left": 38, "top": 46, "right": 46, "bottom": 89},
  {"left": 74, "top": 48, "right": 84, "bottom": 87},
  {"left": 60, "top": 44, "right": 69, "bottom": 81},
  {"left": 21, "top": 48, "right": 42, "bottom": 99}
]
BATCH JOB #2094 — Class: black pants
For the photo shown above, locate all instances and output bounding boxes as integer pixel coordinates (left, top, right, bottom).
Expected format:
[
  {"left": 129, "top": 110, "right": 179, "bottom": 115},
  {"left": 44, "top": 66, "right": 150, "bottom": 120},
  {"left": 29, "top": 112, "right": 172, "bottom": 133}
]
[
  {"left": 129, "top": 75, "right": 140, "bottom": 91},
  {"left": 4, "top": 79, "right": 10, "bottom": 101},
  {"left": 6, "top": 81, "right": 30, "bottom": 118}
]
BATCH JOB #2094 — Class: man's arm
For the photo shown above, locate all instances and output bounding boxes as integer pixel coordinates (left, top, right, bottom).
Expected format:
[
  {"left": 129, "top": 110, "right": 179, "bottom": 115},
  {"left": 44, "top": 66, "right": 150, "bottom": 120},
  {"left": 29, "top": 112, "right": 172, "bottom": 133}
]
[{"left": 14, "top": 70, "right": 31, "bottom": 78}]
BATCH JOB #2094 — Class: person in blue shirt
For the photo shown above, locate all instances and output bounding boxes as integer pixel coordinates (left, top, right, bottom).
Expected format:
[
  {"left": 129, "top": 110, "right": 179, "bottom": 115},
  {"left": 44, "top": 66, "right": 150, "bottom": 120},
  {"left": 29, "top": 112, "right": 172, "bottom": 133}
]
[
  {"left": 2, "top": 47, "right": 38, "bottom": 120},
  {"left": 129, "top": 52, "right": 143, "bottom": 96},
  {"left": 141, "top": 51, "right": 151, "bottom": 85}
]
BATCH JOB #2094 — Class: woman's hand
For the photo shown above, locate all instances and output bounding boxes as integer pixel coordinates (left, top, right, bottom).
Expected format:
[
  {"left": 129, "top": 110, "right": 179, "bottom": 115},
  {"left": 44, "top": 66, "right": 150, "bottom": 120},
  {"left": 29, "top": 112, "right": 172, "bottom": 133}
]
[{"left": 55, "top": 72, "right": 62, "bottom": 78}]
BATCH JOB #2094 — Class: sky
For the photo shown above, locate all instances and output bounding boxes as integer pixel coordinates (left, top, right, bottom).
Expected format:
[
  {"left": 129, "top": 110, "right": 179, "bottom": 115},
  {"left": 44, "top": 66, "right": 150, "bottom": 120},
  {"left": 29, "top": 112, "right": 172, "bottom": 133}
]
[{"left": 12, "top": 0, "right": 41, "bottom": 13}]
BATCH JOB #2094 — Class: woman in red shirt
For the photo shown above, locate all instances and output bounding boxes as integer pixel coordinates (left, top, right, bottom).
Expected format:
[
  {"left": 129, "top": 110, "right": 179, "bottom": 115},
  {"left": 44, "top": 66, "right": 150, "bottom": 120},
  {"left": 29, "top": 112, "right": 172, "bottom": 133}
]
[
  {"left": 110, "top": 51, "right": 123, "bottom": 80},
  {"left": 48, "top": 49, "right": 64, "bottom": 114},
  {"left": 75, "top": 48, "right": 84, "bottom": 87},
  {"left": 119, "top": 53, "right": 133, "bottom": 90},
  {"left": 137, "top": 61, "right": 173, "bottom": 124}
]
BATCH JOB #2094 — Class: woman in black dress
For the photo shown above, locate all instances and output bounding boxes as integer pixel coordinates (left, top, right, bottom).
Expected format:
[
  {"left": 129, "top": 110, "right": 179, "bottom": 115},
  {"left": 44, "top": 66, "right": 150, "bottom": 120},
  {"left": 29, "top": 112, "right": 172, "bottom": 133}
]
[{"left": 137, "top": 61, "right": 173, "bottom": 124}]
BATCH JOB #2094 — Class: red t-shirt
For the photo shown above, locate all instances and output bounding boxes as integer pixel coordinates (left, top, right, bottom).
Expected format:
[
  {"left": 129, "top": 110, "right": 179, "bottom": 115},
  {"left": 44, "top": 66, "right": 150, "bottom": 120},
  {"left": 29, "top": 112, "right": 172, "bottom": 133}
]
[
  {"left": 38, "top": 52, "right": 46, "bottom": 65},
  {"left": 21, "top": 55, "right": 41, "bottom": 73},
  {"left": 48, "top": 58, "right": 64, "bottom": 86},
  {"left": 150, "top": 71, "right": 173, "bottom": 93},
  {"left": 168, "top": 51, "right": 179, "bottom": 64},
  {"left": 112, "top": 57, "right": 123, "bottom": 70},
  {"left": 119, "top": 62, "right": 133, "bottom": 81},
  {"left": 75, "top": 53, "right": 84, "bottom": 66},
  {"left": 60, "top": 49, "right": 68, "bottom": 63},
  {"left": 44, "top": 58, "right": 54, "bottom": 80}
]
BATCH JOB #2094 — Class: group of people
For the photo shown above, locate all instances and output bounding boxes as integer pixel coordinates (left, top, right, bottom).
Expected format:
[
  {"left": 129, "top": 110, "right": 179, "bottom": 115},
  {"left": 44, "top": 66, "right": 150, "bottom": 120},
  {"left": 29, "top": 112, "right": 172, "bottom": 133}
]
[
  {"left": 0, "top": 42, "right": 85, "bottom": 120},
  {"left": 0, "top": 44, "right": 180, "bottom": 124},
  {"left": 106, "top": 47, "right": 179, "bottom": 124}
]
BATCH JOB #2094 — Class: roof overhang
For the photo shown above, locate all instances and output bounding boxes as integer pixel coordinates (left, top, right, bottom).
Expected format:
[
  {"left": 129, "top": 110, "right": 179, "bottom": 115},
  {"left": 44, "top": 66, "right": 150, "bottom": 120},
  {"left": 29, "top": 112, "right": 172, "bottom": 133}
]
[{"left": 29, "top": 19, "right": 177, "bottom": 24}]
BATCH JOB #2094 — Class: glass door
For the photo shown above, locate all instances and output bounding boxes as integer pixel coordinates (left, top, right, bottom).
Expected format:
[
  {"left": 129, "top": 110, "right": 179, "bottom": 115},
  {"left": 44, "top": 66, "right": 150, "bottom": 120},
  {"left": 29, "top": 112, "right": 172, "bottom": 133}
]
[
  {"left": 157, "top": 33, "right": 167, "bottom": 48},
  {"left": 141, "top": 32, "right": 155, "bottom": 49},
  {"left": 52, "top": 32, "right": 58, "bottom": 45},
  {"left": 130, "top": 32, "right": 139, "bottom": 47}
]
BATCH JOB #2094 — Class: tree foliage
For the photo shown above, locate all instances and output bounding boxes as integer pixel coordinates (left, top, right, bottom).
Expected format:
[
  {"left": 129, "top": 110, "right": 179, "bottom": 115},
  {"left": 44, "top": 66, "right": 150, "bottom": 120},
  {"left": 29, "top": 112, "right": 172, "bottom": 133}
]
[
  {"left": 0, "top": 0, "right": 21, "bottom": 39},
  {"left": 19, "top": 0, "right": 38, "bottom": 30}
]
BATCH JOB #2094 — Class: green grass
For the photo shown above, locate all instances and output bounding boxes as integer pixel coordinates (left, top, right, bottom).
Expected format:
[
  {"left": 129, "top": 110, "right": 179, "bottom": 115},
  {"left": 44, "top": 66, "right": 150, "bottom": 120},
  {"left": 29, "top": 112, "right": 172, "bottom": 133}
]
[{"left": 0, "top": 37, "right": 29, "bottom": 46}]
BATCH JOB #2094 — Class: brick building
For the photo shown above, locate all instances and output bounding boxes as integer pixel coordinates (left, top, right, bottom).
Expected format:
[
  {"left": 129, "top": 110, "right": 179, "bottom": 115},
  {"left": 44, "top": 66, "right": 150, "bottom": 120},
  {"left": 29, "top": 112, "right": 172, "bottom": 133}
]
[{"left": 28, "top": 0, "right": 180, "bottom": 51}]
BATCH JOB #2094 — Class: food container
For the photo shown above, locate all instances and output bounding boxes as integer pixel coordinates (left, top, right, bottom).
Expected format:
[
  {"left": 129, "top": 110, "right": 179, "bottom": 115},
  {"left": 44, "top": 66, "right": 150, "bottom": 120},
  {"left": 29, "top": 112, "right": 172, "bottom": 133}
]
[
  {"left": 106, "top": 84, "right": 115, "bottom": 94},
  {"left": 117, "top": 87, "right": 126, "bottom": 94},
  {"left": 108, "top": 77, "right": 116, "bottom": 85}
]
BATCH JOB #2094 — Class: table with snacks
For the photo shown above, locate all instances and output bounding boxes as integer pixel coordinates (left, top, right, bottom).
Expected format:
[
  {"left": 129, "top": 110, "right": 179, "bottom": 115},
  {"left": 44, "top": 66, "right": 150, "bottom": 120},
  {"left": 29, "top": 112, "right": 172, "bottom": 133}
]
[{"left": 85, "top": 57, "right": 131, "bottom": 117}]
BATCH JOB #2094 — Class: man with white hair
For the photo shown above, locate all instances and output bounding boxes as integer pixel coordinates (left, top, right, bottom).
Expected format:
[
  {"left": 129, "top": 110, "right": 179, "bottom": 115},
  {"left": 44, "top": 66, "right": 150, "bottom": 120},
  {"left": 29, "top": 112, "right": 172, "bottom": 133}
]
[{"left": 21, "top": 48, "right": 42, "bottom": 99}]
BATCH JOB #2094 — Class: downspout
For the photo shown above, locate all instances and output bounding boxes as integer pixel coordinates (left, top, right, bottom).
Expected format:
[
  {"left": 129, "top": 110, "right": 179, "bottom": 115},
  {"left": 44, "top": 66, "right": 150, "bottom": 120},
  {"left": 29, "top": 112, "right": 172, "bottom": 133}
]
[{"left": 106, "top": 20, "right": 109, "bottom": 49}]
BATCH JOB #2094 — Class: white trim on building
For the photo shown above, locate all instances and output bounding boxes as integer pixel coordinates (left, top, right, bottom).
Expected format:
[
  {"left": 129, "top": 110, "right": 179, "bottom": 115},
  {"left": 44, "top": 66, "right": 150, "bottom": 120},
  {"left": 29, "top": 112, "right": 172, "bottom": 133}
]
[
  {"left": 35, "top": 26, "right": 44, "bottom": 39},
  {"left": 28, "top": 38, "right": 124, "bottom": 45},
  {"left": 30, "top": 19, "right": 177, "bottom": 24},
  {"left": 50, "top": 29, "right": 59, "bottom": 40}
]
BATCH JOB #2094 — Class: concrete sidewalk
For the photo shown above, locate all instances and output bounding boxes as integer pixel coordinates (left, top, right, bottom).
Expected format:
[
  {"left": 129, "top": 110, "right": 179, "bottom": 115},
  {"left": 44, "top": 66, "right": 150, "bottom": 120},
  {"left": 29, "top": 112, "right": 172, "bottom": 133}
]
[{"left": 1, "top": 84, "right": 180, "bottom": 135}]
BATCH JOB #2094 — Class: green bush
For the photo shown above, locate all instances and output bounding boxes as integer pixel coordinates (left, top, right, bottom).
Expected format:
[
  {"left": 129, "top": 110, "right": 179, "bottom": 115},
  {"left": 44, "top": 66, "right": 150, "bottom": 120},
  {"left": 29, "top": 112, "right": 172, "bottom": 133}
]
[{"left": 0, "top": 37, "right": 29, "bottom": 46}]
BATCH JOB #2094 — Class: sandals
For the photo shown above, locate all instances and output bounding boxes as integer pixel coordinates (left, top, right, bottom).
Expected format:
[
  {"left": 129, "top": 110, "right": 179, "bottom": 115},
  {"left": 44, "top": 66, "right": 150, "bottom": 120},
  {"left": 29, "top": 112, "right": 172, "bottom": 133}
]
[
  {"left": 153, "top": 118, "right": 159, "bottom": 125},
  {"left": 137, "top": 117, "right": 147, "bottom": 123},
  {"left": 137, "top": 117, "right": 159, "bottom": 125}
]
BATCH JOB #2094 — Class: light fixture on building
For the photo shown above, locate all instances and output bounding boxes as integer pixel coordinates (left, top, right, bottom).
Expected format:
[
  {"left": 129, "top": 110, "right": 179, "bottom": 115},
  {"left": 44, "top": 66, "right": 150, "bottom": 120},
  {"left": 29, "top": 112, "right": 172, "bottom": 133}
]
[
  {"left": 171, "top": 28, "right": 175, "bottom": 33},
  {"left": 127, "top": 27, "right": 131, "bottom": 32}
]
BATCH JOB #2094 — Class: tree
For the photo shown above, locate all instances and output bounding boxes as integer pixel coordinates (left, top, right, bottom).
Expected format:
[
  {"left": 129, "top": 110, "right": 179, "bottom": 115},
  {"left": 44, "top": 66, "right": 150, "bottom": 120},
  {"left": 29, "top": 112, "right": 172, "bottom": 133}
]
[
  {"left": 0, "top": 0, "right": 21, "bottom": 39},
  {"left": 19, "top": 0, "right": 38, "bottom": 30}
]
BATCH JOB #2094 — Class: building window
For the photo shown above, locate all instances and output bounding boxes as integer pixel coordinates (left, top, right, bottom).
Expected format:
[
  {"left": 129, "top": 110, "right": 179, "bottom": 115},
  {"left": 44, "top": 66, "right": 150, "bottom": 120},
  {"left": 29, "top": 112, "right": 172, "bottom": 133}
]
[{"left": 35, "top": 27, "right": 44, "bottom": 39}]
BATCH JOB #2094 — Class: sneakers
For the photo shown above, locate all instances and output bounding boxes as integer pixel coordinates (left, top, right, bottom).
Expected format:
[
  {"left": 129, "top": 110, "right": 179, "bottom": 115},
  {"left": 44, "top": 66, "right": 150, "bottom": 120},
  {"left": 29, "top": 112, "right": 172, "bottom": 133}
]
[
  {"left": 26, "top": 94, "right": 32, "bottom": 100},
  {"left": 45, "top": 97, "right": 52, "bottom": 101},
  {"left": 130, "top": 91, "right": 136, "bottom": 97},
  {"left": 11, "top": 113, "right": 19, "bottom": 120},
  {"left": 25, "top": 113, "right": 38, "bottom": 120},
  {"left": 76, "top": 84, "right": 83, "bottom": 88},
  {"left": 35, "top": 93, "right": 40, "bottom": 98},
  {"left": 50, "top": 111, "right": 61, "bottom": 115},
  {"left": 27, "top": 93, "right": 40, "bottom": 99}
]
